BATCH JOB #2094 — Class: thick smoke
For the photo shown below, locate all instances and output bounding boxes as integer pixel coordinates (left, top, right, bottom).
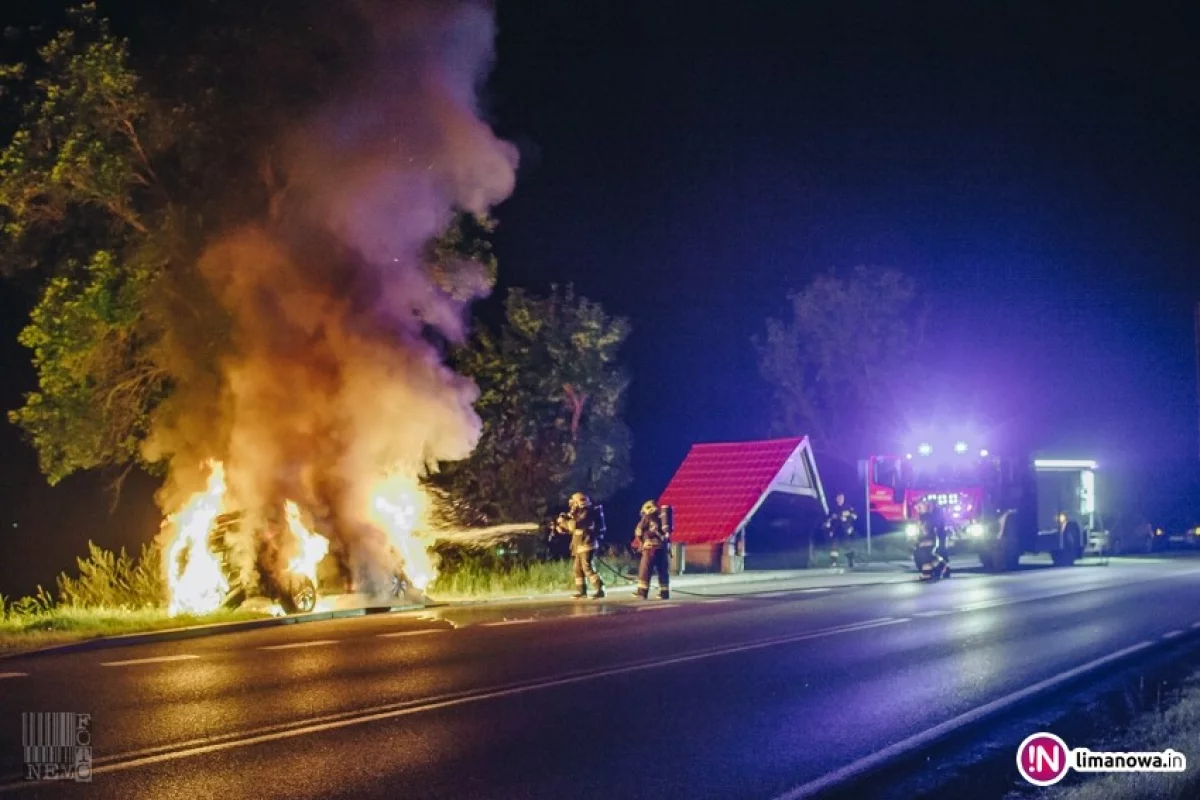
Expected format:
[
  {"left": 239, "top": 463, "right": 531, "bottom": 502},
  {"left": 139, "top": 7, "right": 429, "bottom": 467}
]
[{"left": 148, "top": 0, "right": 518, "bottom": 592}]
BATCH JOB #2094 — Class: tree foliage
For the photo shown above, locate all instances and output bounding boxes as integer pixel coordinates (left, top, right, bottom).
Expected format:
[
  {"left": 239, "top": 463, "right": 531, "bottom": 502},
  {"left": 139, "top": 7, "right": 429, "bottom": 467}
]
[
  {"left": 430, "top": 285, "right": 634, "bottom": 525},
  {"left": 0, "top": 3, "right": 500, "bottom": 488},
  {"left": 755, "top": 266, "right": 925, "bottom": 459},
  {"left": 1, "top": 5, "right": 173, "bottom": 484}
]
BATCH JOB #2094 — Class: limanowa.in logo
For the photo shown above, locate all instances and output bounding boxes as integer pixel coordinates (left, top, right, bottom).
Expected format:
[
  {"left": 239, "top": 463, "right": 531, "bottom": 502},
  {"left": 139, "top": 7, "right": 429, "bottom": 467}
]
[{"left": 1017, "top": 732, "right": 1188, "bottom": 787}]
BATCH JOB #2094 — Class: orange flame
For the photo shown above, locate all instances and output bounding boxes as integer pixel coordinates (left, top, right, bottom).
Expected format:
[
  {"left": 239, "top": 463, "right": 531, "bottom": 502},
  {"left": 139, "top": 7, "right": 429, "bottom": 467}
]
[
  {"left": 367, "top": 473, "right": 435, "bottom": 590},
  {"left": 284, "top": 500, "right": 330, "bottom": 582},
  {"left": 164, "top": 461, "right": 230, "bottom": 616}
]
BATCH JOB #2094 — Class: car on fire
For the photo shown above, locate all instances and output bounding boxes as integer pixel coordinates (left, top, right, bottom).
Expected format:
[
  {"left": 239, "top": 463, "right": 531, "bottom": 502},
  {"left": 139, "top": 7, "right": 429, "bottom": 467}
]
[{"left": 209, "top": 511, "right": 321, "bottom": 614}]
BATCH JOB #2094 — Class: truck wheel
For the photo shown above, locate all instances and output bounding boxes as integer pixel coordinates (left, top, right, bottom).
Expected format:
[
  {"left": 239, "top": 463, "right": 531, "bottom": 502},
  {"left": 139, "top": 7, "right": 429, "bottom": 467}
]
[
  {"left": 1052, "top": 523, "right": 1082, "bottom": 567},
  {"left": 997, "top": 512, "right": 1021, "bottom": 571}
]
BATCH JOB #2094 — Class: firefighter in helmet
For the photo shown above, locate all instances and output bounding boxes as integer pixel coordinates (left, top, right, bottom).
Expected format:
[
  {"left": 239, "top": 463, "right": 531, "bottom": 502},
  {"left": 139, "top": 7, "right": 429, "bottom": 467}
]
[
  {"left": 633, "top": 499, "right": 670, "bottom": 600},
  {"left": 825, "top": 492, "right": 858, "bottom": 569},
  {"left": 555, "top": 491, "right": 606, "bottom": 599}
]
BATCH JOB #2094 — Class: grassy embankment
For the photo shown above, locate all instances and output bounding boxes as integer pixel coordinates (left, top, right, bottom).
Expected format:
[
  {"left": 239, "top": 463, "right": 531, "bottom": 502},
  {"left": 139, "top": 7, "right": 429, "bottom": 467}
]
[{"left": 1006, "top": 669, "right": 1200, "bottom": 800}]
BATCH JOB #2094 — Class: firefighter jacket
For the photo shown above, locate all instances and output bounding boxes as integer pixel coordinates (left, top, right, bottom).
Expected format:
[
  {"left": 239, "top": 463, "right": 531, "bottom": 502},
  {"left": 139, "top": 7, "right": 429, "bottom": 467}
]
[
  {"left": 634, "top": 515, "right": 670, "bottom": 550},
  {"left": 567, "top": 507, "right": 602, "bottom": 554},
  {"left": 826, "top": 504, "right": 857, "bottom": 536}
]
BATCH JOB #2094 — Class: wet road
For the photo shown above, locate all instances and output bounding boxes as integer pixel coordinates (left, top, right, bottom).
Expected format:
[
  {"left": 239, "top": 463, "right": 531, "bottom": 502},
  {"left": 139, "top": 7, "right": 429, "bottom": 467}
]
[{"left": 2, "top": 555, "right": 1200, "bottom": 799}]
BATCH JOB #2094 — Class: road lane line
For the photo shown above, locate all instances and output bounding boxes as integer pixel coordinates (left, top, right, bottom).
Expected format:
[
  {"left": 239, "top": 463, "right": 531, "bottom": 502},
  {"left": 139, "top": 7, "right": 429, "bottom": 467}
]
[
  {"left": 637, "top": 603, "right": 679, "bottom": 611},
  {"left": 1163, "top": 630, "right": 1184, "bottom": 639},
  {"left": 483, "top": 619, "right": 535, "bottom": 627},
  {"left": 0, "top": 673, "right": 27, "bottom": 680},
  {"left": 33, "top": 617, "right": 909, "bottom": 782},
  {"left": 376, "top": 629, "right": 446, "bottom": 639},
  {"left": 100, "top": 654, "right": 200, "bottom": 667},
  {"left": 258, "top": 640, "right": 337, "bottom": 651},
  {"left": 799, "top": 588, "right": 832, "bottom": 594},
  {"left": 914, "top": 610, "right": 952, "bottom": 617},
  {"left": 703, "top": 598, "right": 736, "bottom": 604},
  {"left": 772, "top": 639, "right": 1156, "bottom": 800}
]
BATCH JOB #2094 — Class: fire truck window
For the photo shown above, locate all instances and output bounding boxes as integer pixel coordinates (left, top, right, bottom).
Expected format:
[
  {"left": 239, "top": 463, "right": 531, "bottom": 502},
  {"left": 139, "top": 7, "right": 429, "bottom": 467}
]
[{"left": 873, "top": 459, "right": 901, "bottom": 487}]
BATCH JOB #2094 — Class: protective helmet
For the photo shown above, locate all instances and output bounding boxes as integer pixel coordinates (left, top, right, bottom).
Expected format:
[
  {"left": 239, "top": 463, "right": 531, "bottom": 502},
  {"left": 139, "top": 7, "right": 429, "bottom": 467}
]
[
  {"left": 569, "top": 492, "right": 591, "bottom": 511},
  {"left": 641, "top": 499, "right": 658, "bottom": 516}
]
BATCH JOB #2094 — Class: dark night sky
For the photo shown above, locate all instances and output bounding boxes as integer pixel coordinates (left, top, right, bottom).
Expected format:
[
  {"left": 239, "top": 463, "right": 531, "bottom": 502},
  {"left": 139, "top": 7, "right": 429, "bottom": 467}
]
[{"left": 3, "top": 0, "right": 1200, "bottom": 595}]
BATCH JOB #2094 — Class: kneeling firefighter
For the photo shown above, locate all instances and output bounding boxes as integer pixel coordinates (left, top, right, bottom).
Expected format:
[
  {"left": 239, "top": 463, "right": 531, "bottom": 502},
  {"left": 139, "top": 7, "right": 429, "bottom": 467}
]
[
  {"left": 633, "top": 500, "right": 672, "bottom": 599},
  {"left": 553, "top": 492, "right": 606, "bottom": 599}
]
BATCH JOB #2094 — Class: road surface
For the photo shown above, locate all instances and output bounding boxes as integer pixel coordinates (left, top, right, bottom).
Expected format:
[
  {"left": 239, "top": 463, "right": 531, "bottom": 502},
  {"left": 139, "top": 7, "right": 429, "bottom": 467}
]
[{"left": 2, "top": 555, "right": 1200, "bottom": 799}]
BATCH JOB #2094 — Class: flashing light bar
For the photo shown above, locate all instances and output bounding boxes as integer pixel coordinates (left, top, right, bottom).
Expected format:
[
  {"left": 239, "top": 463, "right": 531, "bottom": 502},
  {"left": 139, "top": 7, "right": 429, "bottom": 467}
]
[{"left": 1034, "top": 459, "right": 1098, "bottom": 470}]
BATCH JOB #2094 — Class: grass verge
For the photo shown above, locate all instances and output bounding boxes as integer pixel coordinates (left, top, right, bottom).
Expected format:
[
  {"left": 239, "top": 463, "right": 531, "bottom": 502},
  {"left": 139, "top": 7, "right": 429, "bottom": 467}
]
[
  {"left": 0, "top": 607, "right": 270, "bottom": 655},
  {"left": 428, "top": 554, "right": 639, "bottom": 601},
  {"left": 1018, "top": 669, "right": 1200, "bottom": 800}
]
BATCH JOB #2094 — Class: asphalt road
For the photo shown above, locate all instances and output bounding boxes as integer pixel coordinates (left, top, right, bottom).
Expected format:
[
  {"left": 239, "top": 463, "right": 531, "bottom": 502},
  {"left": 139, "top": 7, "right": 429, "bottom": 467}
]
[{"left": 3, "top": 554, "right": 1200, "bottom": 800}]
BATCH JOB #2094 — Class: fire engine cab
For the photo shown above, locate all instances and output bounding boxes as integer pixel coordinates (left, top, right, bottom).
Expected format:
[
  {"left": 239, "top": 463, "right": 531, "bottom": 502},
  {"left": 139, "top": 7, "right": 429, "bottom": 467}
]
[{"left": 866, "top": 441, "right": 1098, "bottom": 571}]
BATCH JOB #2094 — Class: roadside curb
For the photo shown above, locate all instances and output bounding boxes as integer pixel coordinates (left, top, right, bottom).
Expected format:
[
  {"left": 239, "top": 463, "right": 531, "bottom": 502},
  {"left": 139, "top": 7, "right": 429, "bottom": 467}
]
[
  {"left": 0, "top": 603, "right": 423, "bottom": 662},
  {"left": 0, "top": 565, "right": 917, "bottom": 660},
  {"left": 424, "top": 566, "right": 917, "bottom": 606}
]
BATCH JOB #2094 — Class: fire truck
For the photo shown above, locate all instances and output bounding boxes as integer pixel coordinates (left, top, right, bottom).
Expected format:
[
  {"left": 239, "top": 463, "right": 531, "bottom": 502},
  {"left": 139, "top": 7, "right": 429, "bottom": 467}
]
[{"left": 865, "top": 442, "right": 1098, "bottom": 570}]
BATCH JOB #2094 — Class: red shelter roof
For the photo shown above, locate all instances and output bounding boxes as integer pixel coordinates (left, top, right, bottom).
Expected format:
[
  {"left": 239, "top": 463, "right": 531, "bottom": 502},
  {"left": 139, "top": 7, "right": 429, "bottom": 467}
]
[{"left": 659, "top": 436, "right": 818, "bottom": 545}]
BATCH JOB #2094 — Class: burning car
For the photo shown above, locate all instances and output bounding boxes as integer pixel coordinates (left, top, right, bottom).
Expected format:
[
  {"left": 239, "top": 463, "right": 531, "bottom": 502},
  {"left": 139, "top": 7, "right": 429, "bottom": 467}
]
[{"left": 208, "top": 509, "right": 325, "bottom": 614}]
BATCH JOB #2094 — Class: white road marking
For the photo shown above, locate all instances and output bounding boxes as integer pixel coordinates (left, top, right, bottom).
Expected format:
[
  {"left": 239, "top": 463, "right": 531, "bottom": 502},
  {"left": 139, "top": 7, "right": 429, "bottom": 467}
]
[
  {"left": 703, "top": 598, "right": 737, "bottom": 604},
  {"left": 915, "top": 610, "right": 952, "bottom": 617},
  {"left": 258, "top": 640, "right": 337, "bottom": 651},
  {"left": 772, "top": 640, "right": 1156, "bottom": 800},
  {"left": 101, "top": 654, "right": 200, "bottom": 667},
  {"left": 0, "top": 673, "right": 28, "bottom": 680},
  {"left": 376, "top": 629, "right": 446, "bottom": 639},
  {"left": 47, "top": 617, "right": 909, "bottom": 782},
  {"left": 799, "top": 588, "right": 832, "bottom": 594},
  {"left": 1163, "top": 630, "right": 1184, "bottom": 639},
  {"left": 483, "top": 619, "right": 535, "bottom": 627},
  {"left": 637, "top": 603, "right": 679, "bottom": 611}
]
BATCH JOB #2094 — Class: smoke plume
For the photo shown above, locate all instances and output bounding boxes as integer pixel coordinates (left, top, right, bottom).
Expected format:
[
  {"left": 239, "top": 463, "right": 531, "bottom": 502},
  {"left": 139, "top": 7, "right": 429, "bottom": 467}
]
[{"left": 147, "top": 0, "right": 518, "bottom": 592}]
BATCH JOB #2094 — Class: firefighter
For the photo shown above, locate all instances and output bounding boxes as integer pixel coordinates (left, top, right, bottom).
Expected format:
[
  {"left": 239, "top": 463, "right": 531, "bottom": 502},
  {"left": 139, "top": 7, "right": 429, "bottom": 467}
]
[
  {"left": 632, "top": 500, "right": 670, "bottom": 599},
  {"left": 825, "top": 492, "right": 858, "bottom": 569},
  {"left": 921, "top": 498, "right": 949, "bottom": 562},
  {"left": 555, "top": 491, "right": 606, "bottom": 599}
]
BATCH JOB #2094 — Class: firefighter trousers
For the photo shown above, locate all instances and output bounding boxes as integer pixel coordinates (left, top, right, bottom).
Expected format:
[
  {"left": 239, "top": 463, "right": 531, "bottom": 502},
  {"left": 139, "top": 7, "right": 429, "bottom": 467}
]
[
  {"left": 573, "top": 549, "right": 602, "bottom": 592},
  {"left": 636, "top": 547, "right": 670, "bottom": 598}
]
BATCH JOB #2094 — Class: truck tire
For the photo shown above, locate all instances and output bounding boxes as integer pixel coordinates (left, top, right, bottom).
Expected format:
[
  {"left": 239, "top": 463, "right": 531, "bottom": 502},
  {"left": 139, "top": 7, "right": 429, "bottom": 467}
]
[
  {"left": 996, "top": 512, "right": 1021, "bottom": 571},
  {"left": 1052, "top": 523, "right": 1082, "bottom": 567}
]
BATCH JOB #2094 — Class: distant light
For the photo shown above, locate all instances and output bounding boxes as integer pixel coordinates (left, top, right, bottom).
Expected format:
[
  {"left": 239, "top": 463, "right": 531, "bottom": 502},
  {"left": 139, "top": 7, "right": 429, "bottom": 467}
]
[
  {"left": 967, "top": 522, "right": 985, "bottom": 538},
  {"left": 904, "top": 523, "right": 920, "bottom": 539},
  {"left": 918, "top": 443, "right": 932, "bottom": 456},
  {"left": 954, "top": 441, "right": 968, "bottom": 454},
  {"left": 1034, "top": 459, "right": 1098, "bottom": 470},
  {"left": 979, "top": 449, "right": 989, "bottom": 458},
  {"left": 905, "top": 453, "right": 913, "bottom": 460}
]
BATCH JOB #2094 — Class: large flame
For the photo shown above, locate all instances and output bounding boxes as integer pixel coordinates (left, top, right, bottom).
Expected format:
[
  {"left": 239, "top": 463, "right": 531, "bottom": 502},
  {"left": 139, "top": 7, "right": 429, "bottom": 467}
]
[
  {"left": 367, "top": 473, "right": 436, "bottom": 590},
  {"left": 164, "top": 461, "right": 230, "bottom": 616},
  {"left": 284, "top": 501, "right": 330, "bottom": 583}
]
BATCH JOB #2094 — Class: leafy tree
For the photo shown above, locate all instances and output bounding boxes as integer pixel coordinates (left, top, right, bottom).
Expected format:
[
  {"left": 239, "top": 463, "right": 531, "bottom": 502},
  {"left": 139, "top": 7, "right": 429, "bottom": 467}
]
[
  {"left": 430, "top": 285, "right": 634, "bottom": 525},
  {"left": 1, "top": 6, "right": 174, "bottom": 484},
  {"left": 1, "top": 3, "right": 498, "bottom": 488},
  {"left": 755, "top": 266, "right": 925, "bottom": 459}
]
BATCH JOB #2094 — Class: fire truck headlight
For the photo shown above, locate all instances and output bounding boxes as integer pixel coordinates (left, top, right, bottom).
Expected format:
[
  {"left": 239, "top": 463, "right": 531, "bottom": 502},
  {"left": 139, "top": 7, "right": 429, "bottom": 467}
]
[
  {"left": 904, "top": 523, "right": 920, "bottom": 539},
  {"left": 967, "top": 522, "right": 985, "bottom": 538}
]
